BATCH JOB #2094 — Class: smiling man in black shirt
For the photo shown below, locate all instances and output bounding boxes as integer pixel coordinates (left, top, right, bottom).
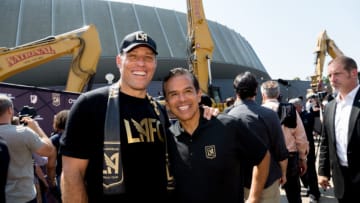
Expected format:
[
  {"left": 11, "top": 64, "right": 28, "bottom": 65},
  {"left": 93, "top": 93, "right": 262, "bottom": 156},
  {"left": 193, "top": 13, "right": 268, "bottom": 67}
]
[{"left": 162, "top": 67, "right": 270, "bottom": 203}]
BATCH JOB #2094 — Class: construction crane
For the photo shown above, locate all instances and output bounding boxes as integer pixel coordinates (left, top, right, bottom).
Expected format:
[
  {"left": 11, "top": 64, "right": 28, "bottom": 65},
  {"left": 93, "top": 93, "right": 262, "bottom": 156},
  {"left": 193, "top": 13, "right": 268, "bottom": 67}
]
[
  {"left": 187, "top": 0, "right": 225, "bottom": 110},
  {"left": 310, "top": 30, "right": 344, "bottom": 93}
]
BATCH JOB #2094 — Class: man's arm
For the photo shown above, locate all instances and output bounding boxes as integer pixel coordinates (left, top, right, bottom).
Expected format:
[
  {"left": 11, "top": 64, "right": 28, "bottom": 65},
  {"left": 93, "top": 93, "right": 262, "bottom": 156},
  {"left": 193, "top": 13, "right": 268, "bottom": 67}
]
[
  {"left": 23, "top": 117, "right": 55, "bottom": 157},
  {"left": 61, "top": 155, "right": 89, "bottom": 203},
  {"left": 24, "top": 117, "right": 57, "bottom": 185},
  {"left": 46, "top": 150, "right": 57, "bottom": 188},
  {"left": 279, "top": 159, "right": 288, "bottom": 186},
  {"left": 317, "top": 114, "right": 332, "bottom": 190},
  {"left": 247, "top": 151, "right": 270, "bottom": 203},
  {"left": 294, "top": 112, "right": 309, "bottom": 176}
]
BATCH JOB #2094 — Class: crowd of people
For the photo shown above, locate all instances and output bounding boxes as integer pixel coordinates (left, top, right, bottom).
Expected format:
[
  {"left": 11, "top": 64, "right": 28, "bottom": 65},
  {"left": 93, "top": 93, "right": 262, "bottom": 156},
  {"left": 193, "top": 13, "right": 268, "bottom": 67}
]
[{"left": 0, "top": 30, "right": 359, "bottom": 203}]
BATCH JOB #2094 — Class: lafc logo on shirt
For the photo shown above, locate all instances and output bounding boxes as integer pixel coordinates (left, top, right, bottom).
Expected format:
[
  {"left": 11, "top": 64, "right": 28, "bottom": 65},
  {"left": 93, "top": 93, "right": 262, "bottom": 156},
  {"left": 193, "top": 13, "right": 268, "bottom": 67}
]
[
  {"left": 205, "top": 145, "right": 216, "bottom": 159},
  {"left": 124, "top": 118, "right": 164, "bottom": 143}
]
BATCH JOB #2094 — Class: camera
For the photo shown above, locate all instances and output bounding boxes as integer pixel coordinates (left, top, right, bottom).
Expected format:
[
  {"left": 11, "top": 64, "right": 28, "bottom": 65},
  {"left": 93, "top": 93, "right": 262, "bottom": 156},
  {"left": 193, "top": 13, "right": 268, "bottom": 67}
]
[
  {"left": 18, "top": 106, "right": 37, "bottom": 125},
  {"left": 311, "top": 91, "right": 328, "bottom": 100}
]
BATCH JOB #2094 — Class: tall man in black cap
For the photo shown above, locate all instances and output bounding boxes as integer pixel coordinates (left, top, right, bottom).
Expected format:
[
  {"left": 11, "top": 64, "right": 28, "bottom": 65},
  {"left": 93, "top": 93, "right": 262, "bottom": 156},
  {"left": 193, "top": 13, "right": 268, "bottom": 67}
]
[
  {"left": 60, "top": 31, "right": 172, "bottom": 202},
  {"left": 60, "top": 31, "right": 215, "bottom": 202}
]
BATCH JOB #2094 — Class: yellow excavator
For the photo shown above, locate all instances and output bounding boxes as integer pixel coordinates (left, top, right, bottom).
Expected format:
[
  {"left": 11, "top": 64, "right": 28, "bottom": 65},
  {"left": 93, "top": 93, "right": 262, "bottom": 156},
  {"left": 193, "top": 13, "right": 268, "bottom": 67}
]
[
  {"left": 186, "top": 0, "right": 226, "bottom": 111},
  {"left": 310, "top": 30, "right": 344, "bottom": 93},
  {"left": 308, "top": 30, "right": 344, "bottom": 128},
  {"left": 0, "top": 24, "right": 101, "bottom": 93}
]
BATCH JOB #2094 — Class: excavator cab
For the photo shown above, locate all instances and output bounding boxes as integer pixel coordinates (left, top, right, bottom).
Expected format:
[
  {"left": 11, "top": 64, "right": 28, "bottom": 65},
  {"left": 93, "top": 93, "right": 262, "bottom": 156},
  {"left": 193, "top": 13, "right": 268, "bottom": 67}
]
[
  {"left": 208, "top": 85, "right": 222, "bottom": 104},
  {"left": 208, "top": 85, "right": 226, "bottom": 111}
]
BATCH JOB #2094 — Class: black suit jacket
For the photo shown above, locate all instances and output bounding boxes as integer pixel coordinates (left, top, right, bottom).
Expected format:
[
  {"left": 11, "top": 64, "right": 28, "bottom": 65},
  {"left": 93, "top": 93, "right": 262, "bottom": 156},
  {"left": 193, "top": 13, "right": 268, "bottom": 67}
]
[{"left": 318, "top": 88, "right": 360, "bottom": 198}]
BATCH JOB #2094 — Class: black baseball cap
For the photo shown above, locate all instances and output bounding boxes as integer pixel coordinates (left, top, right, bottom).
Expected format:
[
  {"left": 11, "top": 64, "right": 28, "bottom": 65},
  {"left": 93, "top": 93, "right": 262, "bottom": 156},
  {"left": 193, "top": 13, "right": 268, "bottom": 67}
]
[{"left": 119, "top": 31, "right": 158, "bottom": 55}]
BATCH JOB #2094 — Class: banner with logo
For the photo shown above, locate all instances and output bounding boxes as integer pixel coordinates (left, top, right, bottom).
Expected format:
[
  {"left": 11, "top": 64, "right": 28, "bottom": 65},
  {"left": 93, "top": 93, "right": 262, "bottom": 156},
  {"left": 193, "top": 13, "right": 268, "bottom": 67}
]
[{"left": 0, "top": 82, "right": 80, "bottom": 135}]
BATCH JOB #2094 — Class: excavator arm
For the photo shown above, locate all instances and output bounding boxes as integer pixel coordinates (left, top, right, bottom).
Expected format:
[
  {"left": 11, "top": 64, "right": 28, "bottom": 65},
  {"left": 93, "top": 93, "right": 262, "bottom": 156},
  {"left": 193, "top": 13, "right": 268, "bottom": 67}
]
[
  {"left": 187, "top": 0, "right": 226, "bottom": 110},
  {"left": 0, "top": 24, "right": 101, "bottom": 93},
  {"left": 186, "top": 0, "right": 214, "bottom": 96},
  {"left": 310, "top": 30, "right": 343, "bottom": 92}
]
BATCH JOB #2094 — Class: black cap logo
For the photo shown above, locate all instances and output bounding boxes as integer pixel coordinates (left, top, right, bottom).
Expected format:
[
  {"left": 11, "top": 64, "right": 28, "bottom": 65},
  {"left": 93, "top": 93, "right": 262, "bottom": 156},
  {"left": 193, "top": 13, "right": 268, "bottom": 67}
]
[{"left": 120, "top": 31, "right": 157, "bottom": 55}]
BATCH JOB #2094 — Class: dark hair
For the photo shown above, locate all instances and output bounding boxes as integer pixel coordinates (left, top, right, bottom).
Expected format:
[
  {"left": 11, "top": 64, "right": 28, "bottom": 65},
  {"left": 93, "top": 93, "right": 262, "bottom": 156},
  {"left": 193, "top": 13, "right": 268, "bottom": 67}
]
[
  {"left": 162, "top": 67, "right": 200, "bottom": 97},
  {"left": 233, "top": 71, "right": 258, "bottom": 100},
  {"left": 199, "top": 94, "right": 213, "bottom": 107},
  {"left": 329, "top": 55, "right": 357, "bottom": 72},
  {"left": 54, "top": 109, "right": 70, "bottom": 131}
]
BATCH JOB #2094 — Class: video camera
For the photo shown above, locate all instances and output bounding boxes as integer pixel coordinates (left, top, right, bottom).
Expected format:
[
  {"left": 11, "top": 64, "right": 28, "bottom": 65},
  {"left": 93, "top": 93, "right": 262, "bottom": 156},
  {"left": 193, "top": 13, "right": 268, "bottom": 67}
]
[{"left": 310, "top": 91, "right": 328, "bottom": 100}]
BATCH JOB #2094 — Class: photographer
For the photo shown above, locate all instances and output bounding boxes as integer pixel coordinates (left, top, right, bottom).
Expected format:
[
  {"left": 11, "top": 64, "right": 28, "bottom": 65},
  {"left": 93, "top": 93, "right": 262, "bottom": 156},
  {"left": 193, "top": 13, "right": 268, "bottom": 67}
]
[
  {"left": 0, "top": 96, "right": 56, "bottom": 203},
  {"left": 19, "top": 106, "right": 59, "bottom": 202}
]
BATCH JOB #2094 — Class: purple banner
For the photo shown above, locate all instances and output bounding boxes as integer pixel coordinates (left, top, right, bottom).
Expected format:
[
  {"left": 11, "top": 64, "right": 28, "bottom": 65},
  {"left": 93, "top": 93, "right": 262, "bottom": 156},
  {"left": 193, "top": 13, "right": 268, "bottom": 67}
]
[{"left": 0, "top": 82, "right": 80, "bottom": 136}]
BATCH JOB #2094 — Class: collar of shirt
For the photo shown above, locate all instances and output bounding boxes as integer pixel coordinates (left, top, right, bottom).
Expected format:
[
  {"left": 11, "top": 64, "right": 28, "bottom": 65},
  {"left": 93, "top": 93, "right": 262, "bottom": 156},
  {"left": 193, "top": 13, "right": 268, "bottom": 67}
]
[
  {"left": 335, "top": 84, "right": 360, "bottom": 104},
  {"left": 233, "top": 99, "right": 256, "bottom": 107},
  {"left": 262, "top": 99, "right": 279, "bottom": 111},
  {"left": 265, "top": 98, "right": 279, "bottom": 103},
  {"left": 171, "top": 107, "right": 209, "bottom": 137}
]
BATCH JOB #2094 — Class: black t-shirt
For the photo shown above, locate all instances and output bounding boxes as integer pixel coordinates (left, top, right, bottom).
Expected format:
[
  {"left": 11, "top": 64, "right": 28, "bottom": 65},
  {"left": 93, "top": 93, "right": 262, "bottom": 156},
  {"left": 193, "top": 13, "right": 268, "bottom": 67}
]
[
  {"left": 227, "top": 100, "right": 289, "bottom": 188},
  {"left": 167, "top": 112, "right": 267, "bottom": 203},
  {"left": 0, "top": 137, "right": 9, "bottom": 203},
  {"left": 60, "top": 86, "right": 169, "bottom": 202}
]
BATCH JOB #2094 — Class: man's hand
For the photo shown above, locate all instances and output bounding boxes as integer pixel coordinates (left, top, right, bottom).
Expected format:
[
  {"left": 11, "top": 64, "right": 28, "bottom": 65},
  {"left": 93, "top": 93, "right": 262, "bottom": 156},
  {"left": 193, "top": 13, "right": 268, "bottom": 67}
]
[
  {"left": 298, "top": 159, "right": 307, "bottom": 176},
  {"left": 279, "top": 174, "right": 287, "bottom": 186},
  {"left": 47, "top": 176, "right": 57, "bottom": 188},
  {"left": 20, "top": 116, "right": 38, "bottom": 129},
  {"left": 318, "top": 175, "right": 331, "bottom": 190},
  {"left": 201, "top": 105, "right": 219, "bottom": 120}
]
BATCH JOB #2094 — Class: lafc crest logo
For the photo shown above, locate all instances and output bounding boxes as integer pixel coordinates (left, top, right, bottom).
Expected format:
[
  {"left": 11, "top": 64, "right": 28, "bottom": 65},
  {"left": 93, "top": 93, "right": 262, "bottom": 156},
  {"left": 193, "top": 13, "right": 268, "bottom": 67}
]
[
  {"left": 205, "top": 145, "right": 216, "bottom": 159},
  {"left": 136, "top": 33, "right": 148, "bottom": 42},
  {"left": 103, "top": 142, "right": 124, "bottom": 188},
  {"left": 103, "top": 152, "right": 120, "bottom": 174}
]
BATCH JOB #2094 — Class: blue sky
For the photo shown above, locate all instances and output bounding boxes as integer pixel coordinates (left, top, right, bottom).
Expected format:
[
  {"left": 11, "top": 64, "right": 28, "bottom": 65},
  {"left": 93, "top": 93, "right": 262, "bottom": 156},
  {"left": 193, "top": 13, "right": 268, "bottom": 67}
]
[{"left": 110, "top": 0, "right": 360, "bottom": 80}]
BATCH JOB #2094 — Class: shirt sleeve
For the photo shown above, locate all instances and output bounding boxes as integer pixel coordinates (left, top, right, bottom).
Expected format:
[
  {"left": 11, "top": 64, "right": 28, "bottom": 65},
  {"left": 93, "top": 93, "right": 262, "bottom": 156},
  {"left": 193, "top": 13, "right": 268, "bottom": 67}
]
[
  {"left": 60, "top": 93, "right": 95, "bottom": 159},
  {"left": 22, "top": 126, "right": 45, "bottom": 153}
]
